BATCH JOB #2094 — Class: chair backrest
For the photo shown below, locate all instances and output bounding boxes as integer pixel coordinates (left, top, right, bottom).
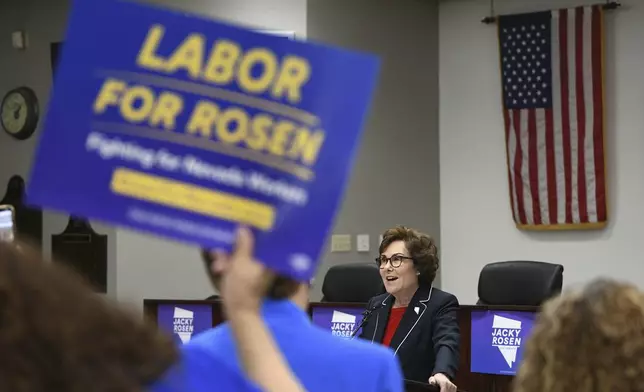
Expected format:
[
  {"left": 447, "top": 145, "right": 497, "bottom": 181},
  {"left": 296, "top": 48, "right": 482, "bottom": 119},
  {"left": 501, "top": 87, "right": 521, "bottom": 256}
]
[
  {"left": 477, "top": 260, "right": 564, "bottom": 306},
  {"left": 321, "top": 263, "right": 384, "bottom": 303}
]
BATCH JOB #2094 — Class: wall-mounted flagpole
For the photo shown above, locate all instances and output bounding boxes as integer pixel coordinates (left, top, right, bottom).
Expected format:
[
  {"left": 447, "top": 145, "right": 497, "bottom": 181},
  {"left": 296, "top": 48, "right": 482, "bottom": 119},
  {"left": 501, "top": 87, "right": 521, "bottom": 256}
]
[{"left": 481, "top": 0, "right": 621, "bottom": 24}]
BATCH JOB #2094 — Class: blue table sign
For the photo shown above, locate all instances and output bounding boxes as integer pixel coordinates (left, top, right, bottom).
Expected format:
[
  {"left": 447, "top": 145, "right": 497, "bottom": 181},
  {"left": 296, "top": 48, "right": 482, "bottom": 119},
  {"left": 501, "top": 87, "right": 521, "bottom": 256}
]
[
  {"left": 157, "top": 303, "right": 213, "bottom": 345},
  {"left": 470, "top": 310, "right": 537, "bottom": 375},
  {"left": 310, "top": 305, "right": 365, "bottom": 339}
]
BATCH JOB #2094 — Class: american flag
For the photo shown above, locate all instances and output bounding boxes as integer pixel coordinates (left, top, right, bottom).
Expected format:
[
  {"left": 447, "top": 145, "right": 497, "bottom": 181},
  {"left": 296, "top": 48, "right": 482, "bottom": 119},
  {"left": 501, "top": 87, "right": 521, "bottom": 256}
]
[{"left": 498, "top": 6, "right": 606, "bottom": 229}]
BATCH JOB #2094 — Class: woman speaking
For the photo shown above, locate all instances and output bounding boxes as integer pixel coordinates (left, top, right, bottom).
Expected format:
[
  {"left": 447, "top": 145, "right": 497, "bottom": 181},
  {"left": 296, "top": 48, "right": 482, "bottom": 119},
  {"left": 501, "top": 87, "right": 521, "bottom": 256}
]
[{"left": 358, "top": 226, "right": 460, "bottom": 392}]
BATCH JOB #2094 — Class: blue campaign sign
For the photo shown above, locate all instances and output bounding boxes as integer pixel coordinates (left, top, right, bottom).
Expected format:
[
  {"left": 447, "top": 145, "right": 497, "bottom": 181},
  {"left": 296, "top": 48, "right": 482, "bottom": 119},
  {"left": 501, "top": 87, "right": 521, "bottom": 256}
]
[
  {"left": 310, "top": 305, "right": 365, "bottom": 339},
  {"left": 157, "top": 304, "right": 213, "bottom": 345},
  {"left": 27, "top": 0, "right": 380, "bottom": 281},
  {"left": 470, "top": 310, "right": 537, "bottom": 375}
]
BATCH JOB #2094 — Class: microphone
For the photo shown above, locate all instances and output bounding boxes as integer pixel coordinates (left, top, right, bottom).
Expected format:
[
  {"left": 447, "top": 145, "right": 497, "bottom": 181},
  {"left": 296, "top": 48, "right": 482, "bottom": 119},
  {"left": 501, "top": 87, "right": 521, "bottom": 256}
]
[{"left": 350, "top": 302, "right": 384, "bottom": 339}]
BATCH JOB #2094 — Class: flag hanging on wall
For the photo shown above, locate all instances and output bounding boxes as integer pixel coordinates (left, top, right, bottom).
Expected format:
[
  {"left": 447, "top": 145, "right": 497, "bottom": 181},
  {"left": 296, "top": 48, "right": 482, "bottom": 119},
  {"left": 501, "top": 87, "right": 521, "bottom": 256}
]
[{"left": 498, "top": 5, "right": 607, "bottom": 230}]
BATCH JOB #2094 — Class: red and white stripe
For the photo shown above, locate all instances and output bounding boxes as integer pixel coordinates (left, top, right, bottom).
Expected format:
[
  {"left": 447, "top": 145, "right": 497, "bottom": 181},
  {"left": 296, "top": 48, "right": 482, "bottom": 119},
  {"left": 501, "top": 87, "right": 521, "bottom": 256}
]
[{"left": 504, "top": 5, "right": 606, "bottom": 227}]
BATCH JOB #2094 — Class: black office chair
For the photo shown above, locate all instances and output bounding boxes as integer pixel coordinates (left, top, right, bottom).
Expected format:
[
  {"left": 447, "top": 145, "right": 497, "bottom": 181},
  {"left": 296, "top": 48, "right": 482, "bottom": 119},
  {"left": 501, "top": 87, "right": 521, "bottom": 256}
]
[
  {"left": 477, "top": 260, "right": 564, "bottom": 306},
  {"left": 321, "top": 263, "right": 385, "bottom": 303}
]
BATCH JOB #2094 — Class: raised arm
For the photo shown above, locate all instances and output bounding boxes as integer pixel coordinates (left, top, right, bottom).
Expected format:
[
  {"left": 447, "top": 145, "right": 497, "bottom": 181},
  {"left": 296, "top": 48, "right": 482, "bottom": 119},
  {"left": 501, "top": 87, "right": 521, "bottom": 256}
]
[{"left": 219, "top": 228, "right": 306, "bottom": 392}]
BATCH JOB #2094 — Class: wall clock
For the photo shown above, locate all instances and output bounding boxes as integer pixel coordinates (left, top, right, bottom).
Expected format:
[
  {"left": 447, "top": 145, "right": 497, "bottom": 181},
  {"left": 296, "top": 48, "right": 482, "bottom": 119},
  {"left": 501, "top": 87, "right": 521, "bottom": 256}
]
[{"left": 1, "top": 87, "right": 39, "bottom": 140}]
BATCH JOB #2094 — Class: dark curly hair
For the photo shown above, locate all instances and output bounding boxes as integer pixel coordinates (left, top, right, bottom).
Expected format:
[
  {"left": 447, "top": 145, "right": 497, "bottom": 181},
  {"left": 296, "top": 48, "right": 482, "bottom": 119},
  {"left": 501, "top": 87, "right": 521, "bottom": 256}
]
[
  {"left": 514, "top": 279, "right": 644, "bottom": 392},
  {"left": 0, "top": 241, "right": 178, "bottom": 392},
  {"left": 379, "top": 226, "right": 439, "bottom": 286}
]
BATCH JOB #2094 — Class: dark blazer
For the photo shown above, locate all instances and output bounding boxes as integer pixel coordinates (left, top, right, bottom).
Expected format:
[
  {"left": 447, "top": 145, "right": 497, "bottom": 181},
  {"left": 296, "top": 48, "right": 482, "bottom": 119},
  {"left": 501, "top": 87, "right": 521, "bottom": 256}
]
[{"left": 358, "top": 285, "right": 460, "bottom": 383}]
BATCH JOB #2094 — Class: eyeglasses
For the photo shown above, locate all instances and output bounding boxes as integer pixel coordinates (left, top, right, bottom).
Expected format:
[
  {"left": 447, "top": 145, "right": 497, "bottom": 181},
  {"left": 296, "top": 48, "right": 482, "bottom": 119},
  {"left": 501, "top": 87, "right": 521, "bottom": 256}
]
[{"left": 375, "top": 254, "right": 413, "bottom": 269}]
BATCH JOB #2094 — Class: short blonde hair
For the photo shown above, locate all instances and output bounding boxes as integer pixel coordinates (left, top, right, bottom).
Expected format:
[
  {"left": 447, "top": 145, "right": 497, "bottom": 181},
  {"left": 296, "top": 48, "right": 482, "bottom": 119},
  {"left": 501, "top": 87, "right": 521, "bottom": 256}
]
[{"left": 514, "top": 279, "right": 644, "bottom": 392}]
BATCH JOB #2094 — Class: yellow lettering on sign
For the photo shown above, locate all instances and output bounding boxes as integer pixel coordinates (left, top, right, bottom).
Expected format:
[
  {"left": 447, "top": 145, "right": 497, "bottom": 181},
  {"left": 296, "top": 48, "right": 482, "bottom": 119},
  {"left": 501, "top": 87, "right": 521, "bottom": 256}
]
[
  {"left": 92, "top": 78, "right": 183, "bottom": 130},
  {"left": 136, "top": 24, "right": 311, "bottom": 103},
  {"left": 185, "top": 99, "right": 324, "bottom": 166}
]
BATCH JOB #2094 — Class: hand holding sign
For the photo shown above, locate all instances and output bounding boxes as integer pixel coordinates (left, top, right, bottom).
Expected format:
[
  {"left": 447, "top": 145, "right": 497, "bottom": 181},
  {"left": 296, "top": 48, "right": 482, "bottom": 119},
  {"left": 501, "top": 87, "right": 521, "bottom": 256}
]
[
  {"left": 218, "top": 227, "right": 306, "bottom": 392},
  {"left": 217, "top": 227, "right": 275, "bottom": 315}
]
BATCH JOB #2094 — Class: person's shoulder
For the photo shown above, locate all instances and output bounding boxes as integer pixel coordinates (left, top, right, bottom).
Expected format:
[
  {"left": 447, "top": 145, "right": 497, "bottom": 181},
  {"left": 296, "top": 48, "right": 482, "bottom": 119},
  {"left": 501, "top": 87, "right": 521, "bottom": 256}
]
[
  {"left": 148, "top": 345, "right": 259, "bottom": 392},
  {"left": 183, "top": 324, "right": 241, "bottom": 368},
  {"left": 430, "top": 287, "right": 459, "bottom": 306},
  {"left": 316, "top": 336, "right": 403, "bottom": 387},
  {"left": 295, "top": 326, "right": 403, "bottom": 390},
  {"left": 368, "top": 292, "right": 390, "bottom": 306},
  {"left": 353, "top": 342, "right": 403, "bottom": 384},
  {"left": 185, "top": 323, "right": 230, "bottom": 348},
  {"left": 310, "top": 325, "right": 396, "bottom": 362}
]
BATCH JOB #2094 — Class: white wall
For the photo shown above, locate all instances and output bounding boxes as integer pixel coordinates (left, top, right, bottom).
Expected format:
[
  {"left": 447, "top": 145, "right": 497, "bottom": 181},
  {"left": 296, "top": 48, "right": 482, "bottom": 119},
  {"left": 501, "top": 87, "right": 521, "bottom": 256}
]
[
  {"left": 307, "top": 0, "right": 440, "bottom": 301},
  {"left": 116, "top": 0, "right": 307, "bottom": 308},
  {"left": 143, "top": 0, "right": 306, "bottom": 34},
  {"left": 439, "top": 0, "right": 644, "bottom": 304}
]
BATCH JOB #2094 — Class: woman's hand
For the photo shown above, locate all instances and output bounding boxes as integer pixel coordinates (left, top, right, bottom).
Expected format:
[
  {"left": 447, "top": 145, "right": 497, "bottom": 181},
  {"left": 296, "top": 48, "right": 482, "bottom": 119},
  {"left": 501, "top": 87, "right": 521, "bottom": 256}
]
[{"left": 429, "top": 373, "right": 457, "bottom": 392}]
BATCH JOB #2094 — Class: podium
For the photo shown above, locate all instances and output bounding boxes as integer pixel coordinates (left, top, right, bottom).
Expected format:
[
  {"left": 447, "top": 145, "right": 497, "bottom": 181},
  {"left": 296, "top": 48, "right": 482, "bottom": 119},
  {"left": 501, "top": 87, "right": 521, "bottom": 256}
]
[{"left": 405, "top": 379, "right": 439, "bottom": 392}]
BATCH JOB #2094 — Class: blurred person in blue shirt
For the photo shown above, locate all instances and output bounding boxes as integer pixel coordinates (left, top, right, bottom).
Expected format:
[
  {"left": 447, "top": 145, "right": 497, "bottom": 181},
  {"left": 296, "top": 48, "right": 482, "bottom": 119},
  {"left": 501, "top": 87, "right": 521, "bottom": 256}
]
[
  {"left": 191, "top": 228, "right": 404, "bottom": 392},
  {"left": 0, "top": 238, "right": 302, "bottom": 392},
  {"left": 155, "top": 227, "right": 307, "bottom": 392}
]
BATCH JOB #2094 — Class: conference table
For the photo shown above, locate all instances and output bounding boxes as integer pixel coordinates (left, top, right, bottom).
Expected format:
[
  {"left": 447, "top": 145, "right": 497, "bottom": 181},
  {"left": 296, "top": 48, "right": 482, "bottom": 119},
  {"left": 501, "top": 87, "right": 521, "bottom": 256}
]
[{"left": 144, "top": 299, "right": 539, "bottom": 392}]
